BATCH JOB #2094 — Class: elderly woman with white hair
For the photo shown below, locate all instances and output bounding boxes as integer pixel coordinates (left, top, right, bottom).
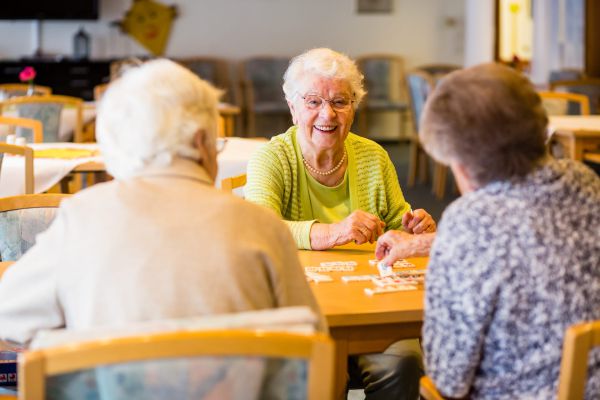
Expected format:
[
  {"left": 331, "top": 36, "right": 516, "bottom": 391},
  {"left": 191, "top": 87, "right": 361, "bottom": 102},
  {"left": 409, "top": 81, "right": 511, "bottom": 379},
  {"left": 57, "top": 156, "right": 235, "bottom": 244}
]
[
  {"left": 246, "top": 48, "right": 431, "bottom": 399},
  {"left": 0, "top": 60, "right": 323, "bottom": 349}
]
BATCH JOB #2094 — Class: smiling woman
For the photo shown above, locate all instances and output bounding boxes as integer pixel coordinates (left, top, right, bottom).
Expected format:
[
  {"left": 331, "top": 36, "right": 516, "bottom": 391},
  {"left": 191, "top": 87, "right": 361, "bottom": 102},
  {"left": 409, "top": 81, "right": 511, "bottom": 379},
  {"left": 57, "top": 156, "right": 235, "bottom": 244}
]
[{"left": 244, "top": 48, "right": 437, "bottom": 400}]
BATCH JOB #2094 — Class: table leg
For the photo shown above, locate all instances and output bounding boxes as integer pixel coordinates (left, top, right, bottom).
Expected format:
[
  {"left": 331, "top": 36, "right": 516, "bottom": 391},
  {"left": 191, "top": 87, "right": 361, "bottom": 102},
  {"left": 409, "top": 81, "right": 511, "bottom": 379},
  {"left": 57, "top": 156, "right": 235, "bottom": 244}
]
[{"left": 334, "top": 339, "right": 349, "bottom": 400}]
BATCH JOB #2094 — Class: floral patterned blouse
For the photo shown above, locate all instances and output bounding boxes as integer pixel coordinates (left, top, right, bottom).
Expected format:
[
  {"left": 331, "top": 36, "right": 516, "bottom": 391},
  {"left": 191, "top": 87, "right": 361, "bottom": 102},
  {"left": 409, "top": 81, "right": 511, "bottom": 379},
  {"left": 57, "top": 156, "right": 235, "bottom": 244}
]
[{"left": 424, "top": 158, "right": 600, "bottom": 399}]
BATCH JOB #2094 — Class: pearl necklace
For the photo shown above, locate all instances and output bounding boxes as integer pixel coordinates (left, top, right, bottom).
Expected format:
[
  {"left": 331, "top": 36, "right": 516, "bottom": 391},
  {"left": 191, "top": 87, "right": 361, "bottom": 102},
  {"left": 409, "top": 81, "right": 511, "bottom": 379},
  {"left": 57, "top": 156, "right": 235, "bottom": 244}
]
[{"left": 302, "top": 149, "right": 347, "bottom": 176}]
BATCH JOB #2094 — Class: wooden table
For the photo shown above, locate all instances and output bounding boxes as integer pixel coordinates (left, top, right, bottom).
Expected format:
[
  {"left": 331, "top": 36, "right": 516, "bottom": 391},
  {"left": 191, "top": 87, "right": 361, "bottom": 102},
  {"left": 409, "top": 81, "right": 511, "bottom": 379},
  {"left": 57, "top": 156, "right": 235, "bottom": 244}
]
[
  {"left": 299, "top": 243, "right": 426, "bottom": 398},
  {"left": 549, "top": 115, "right": 600, "bottom": 161}
]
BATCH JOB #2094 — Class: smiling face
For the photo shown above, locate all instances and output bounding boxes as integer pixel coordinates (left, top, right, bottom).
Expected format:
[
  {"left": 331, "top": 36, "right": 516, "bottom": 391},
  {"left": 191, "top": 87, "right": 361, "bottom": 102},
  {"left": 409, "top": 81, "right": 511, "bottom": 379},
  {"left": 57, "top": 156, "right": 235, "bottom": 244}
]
[{"left": 288, "top": 74, "right": 355, "bottom": 153}]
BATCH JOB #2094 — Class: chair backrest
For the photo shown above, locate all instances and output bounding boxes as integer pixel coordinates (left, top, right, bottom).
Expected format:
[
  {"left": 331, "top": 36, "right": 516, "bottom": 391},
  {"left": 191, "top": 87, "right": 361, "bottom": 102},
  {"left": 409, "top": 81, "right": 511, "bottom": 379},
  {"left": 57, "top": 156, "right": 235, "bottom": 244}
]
[
  {"left": 0, "top": 194, "right": 70, "bottom": 261},
  {"left": 557, "top": 320, "right": 600, "bottom": 400},
  {"left": 548, "top": 69, "right": 585, "bottom": 84},
  {"left": 176, "top": 57, "right": 237, "bottom": 104},
  {"left": 0, "top": 83, "right": 52, "bottom": 98},
  {"left": 0, "top": 143, "right": 34, "bottom": 194},
  {"left": 406, "top": 71, "right": 435, "bottom": 133},
  {"left": 240, "top": 57, "right": 290, "bottom": 106},
  {"left": 357, "top": 54, "right": 407, "bottom": 105},
  {"left": 538, "top": 91, "right": 591, "bottom": 116},
  {"left": 221, "top": 173, "right": 247, "bottom": 193},
  {"left": 20, "top": 329, "right": 335, "bottom": 400},
  {"left": 0, "top": 115, "right": 43, "bottom": 143},
  {"left": 549, "top": 79, "right": 600, "bottom": 115},
  {"left": 416, "top": 64, "right": 461, "bottom": 81},
  {"left": 0, "top": 95, "right": 84, "bottom": 142}
]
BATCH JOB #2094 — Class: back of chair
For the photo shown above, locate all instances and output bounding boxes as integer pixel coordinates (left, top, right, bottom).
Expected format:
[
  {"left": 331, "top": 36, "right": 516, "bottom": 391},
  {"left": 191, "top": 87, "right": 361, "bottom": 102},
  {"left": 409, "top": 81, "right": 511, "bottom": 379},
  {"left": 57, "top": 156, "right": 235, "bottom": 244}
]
[
  {"left": 177, "top": 57, "right": 236, "bottom": 104},
  {"left": 550, "top": 79, "right": 600, "bottom": 115},
  {"left": 406, "top": 71, "right": 435, "bottom": 133},
  {"left": 538, "top": 91, "right": 591, "bottom": 116},
  {"left": 0, "top": 95, "right": 84, "bottom": 142},
  {"left": 0, "top": 83, "right": 52, "bottom": 98},
  {"left": 20, "top": 330, "right": 335, "bottom": 400},
  {"left": 0, "top": 143, "right": 34, "bottom": 194},
  {"left": 0, "top": 194, "right": 70, "bottom": 261},
  {"left": 557, "top": 320, "right": 600, "bottom": 400},
  {"left": 358, "top": 54, "right": 407, "bottom": 108},
  {"left": 221, "top": 173, "right": 247, "bottom": 193},
  {"left": 0, "top": 116, "right": 43, "bottom": 143}
]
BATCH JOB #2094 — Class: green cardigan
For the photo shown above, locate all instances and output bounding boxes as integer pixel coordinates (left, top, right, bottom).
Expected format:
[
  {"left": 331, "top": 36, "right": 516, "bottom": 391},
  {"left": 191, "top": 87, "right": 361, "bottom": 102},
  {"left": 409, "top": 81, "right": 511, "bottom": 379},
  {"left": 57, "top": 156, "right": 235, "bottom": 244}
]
[{"left": 245, "top": 126, "right": 412, "bottom": 249}]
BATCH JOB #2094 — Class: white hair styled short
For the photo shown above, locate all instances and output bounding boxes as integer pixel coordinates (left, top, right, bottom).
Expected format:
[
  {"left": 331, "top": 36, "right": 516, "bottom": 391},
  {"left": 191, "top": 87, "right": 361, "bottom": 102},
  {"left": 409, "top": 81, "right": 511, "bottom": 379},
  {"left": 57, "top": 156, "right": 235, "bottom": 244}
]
[
  {"left": 96, "top": 59, "right": 221, "bottom": 179},
  {"left": 282, "top": 48, "right": 366, "bottom": 107}
]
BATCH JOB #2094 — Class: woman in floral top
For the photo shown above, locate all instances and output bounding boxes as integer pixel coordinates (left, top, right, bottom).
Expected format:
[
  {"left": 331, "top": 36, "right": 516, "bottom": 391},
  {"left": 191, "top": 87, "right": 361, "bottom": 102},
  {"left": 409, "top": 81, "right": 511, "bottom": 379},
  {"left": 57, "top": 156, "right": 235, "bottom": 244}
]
[{"left": 376, "top": 63, "right": 600, "bottom": 399}]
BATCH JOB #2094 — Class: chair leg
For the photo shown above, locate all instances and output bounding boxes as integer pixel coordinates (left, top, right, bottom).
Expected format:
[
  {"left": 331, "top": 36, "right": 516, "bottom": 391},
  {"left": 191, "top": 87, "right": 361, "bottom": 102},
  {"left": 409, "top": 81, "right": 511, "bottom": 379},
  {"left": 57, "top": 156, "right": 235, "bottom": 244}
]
[{"left": 432, "top": 163, "right": 448, "bottom": 200}]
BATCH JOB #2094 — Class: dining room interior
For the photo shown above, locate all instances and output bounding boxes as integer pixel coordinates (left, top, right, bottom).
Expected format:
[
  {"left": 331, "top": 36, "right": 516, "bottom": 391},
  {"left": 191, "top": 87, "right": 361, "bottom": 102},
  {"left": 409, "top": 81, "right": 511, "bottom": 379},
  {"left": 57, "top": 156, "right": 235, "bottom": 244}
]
[{"left": 0, "top": 0, "right": 599, "bottom": 399}]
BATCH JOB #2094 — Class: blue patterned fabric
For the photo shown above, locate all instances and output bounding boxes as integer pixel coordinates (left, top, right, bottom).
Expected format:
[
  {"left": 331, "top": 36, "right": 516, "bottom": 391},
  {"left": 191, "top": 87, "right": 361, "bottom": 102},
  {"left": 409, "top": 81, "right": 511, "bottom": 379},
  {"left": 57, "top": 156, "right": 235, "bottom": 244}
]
[
  {"left": 361, "top": 58, "right": 406, "bottom": 110},
  {"left": 0, "top": 208, "right": 59, "bottom": 261},
  {"left": 406, "top": 74, "right": 431, "bottom": 132},
  {"left": 17, "top": 103, "right": 63, "bottom": 142},
  {"left": 424, "top": 159, "right": 600, "bottom": 399},
  {"left": 46, "top": 357, "right": 307, "bottom": 400}
]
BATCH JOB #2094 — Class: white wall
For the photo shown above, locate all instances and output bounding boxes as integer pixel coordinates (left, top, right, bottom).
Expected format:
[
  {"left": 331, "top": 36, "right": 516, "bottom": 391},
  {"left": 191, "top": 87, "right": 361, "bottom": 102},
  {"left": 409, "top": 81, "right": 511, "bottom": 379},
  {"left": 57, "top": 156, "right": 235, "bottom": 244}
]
[
  {"left": 0, "top": 0, "right": 465, "bottom": 68},
  {"left": 463, "top": 0, "right": 495, "bottom": 66}
]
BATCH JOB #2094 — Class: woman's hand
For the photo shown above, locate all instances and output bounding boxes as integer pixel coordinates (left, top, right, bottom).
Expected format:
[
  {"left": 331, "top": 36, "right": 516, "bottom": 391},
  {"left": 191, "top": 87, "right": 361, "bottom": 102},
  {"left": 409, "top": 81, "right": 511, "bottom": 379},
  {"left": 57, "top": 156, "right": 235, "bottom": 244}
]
[
  {"left": 310, "top": 210, "right": 385, "bottom": 250},
  {"left": 402, "top": 209, "right": 436, "bottom": 234},
  {"left": 375, "top": 230, "right": 435, "bottom": 265}
]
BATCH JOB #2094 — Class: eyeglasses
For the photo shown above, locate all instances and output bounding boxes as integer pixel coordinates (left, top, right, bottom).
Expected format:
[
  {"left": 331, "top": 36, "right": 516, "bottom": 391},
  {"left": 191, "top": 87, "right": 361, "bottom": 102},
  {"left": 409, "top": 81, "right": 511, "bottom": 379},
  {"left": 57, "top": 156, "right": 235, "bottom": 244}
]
[
  {"left": 216, "top": 138, "right": 227, "bottom": 154},
  {"left": 300, "top": 93, "right": 354, "bottom": 111}
]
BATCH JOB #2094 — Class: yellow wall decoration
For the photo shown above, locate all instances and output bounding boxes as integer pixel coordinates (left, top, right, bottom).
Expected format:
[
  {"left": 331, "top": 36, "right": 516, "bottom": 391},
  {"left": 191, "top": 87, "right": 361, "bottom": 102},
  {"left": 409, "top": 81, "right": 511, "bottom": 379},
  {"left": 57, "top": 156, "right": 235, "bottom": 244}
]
[{"left": 116, "top": 0, "right": 178, "bottom": 56}]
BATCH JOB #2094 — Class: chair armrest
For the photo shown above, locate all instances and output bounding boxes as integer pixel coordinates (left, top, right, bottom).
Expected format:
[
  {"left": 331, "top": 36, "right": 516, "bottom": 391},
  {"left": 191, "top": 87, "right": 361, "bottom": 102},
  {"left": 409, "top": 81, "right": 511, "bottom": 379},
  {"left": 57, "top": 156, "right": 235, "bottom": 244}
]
[{"left": 420, "top": 376, "right": 445, "bottom": 400}]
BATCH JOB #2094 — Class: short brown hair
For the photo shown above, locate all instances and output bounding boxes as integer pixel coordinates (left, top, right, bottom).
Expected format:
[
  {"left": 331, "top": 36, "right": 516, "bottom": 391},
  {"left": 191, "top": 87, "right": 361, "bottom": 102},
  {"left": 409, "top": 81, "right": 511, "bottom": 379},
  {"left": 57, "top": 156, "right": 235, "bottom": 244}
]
[{"left": 420, "top": 63, "right": 548, "bottom": 186}]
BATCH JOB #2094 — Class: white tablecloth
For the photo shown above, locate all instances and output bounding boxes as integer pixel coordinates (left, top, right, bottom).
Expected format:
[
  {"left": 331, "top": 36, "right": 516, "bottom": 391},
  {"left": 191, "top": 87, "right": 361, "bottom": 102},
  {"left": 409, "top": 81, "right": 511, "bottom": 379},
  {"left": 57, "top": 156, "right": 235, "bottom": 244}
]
[{"left": 0, "top": 138, "right": 265, "bottom": 197}]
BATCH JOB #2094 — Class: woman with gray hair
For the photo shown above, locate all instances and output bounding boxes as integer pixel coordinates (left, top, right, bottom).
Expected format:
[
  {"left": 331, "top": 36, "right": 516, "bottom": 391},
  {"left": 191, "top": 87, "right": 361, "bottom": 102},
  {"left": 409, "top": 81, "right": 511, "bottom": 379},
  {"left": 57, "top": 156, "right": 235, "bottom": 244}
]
[
  {"left": 376, "top": 63, "right": 600, "bottom": 398},
  {"left": 246, "top": 48, "right": 435, "bottom": 251},
  {"left": 246, "top": 48, "right": 431, "bottom": 400}
]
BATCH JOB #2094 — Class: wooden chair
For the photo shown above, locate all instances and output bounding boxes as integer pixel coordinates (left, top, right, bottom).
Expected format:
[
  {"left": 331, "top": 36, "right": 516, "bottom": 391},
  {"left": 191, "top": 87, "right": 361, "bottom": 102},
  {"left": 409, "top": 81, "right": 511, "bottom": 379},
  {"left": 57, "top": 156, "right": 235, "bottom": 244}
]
[
  {"left": 0, "top": 143, "right": 34, "bottom": 194},
  {"left": 405, "top": 70, "right": 435, "bottom": 188},
  {"left": 356, "top": 54, "right": 409, "bottom": 139},
  {"left": 549, "top": 78, "right": 600, "bottom": 115},
  {"left": 19, "top": 330, "right": 335, "bottom": 400},
  {"left": 176, "top": 57, "right": 238, "bottom": 104},
  {"left": 221, "top": 173, "right": 247, "bottom": 193},
  {"left": 0, "top": 83, "right": 52, "bottom": 97},
  {"left": 0, "top": 194, "right": 70, "bottom": 261},
  {"left": 412, "top": 66, "right": 461, "bottom": 199},
  {"left": 558, "top": 320, "right": 600, "bottom": 399},
  {"left": 420, "top": 320, "right": 600, "bottom": 400},
  {"left": 0, "top": 116, "right": 43, "bottom": 143},
  {"left": 0, "top": 95, "right": 84, "bottom": 142},
  {"left": 539, "top": 91, "right": 591, "bottom": 116},
  {"left": 239, "top": 56, "right": 292, "bottom": 137}
]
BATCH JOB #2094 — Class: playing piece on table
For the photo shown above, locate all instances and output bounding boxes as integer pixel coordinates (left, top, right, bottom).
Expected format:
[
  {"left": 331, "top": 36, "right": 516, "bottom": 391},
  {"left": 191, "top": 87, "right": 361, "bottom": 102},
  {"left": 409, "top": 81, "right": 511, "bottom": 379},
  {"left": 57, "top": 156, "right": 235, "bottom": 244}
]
[
  {"left": 341, "top": 274, "right": 379, "bottom": 283},
  {"left": 377, "top": 262, "right": 394, "bottom": 277},
  {"left": 369, "top": 259, "right": 415, "bottom": 268},
  {"left": 371, "top": 276, "right": 420, "bottom": 287},
  {"left": 320, "top": 261, "right": 358, "bottom": 267},
  {"left": 393, "top": 269, "right": 426, "bottom": 276},
  {"left": 305, "top": 271, "right": 333, "bottom": 283},
  {"left": 305, "top": 265, "right": 355, "bottom": 272},
  {"left": 364, "top": 285, "right": 418, "bottom": 296}
]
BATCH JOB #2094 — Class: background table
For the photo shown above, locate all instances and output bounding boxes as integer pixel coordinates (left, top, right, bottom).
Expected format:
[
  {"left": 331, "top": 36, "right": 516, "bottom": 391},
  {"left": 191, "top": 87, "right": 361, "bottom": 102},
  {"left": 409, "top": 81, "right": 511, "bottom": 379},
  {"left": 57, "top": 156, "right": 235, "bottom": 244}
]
[
  {"left": 300, "top": 243, "right": 426, "bottom": 398},
  {"left": 549, "top": 115, "right": 600, "bottom": 161},
  {"left": 0, "top": 138, "right": 265, "bottom": 197}
]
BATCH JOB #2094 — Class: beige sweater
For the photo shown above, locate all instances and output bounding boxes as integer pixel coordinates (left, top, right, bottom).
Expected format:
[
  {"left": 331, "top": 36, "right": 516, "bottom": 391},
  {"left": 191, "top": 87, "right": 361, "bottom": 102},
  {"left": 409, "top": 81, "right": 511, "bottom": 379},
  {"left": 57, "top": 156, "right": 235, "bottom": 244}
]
[{"left": 0, "top": 158, "right": 324, "bottom": 344}]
